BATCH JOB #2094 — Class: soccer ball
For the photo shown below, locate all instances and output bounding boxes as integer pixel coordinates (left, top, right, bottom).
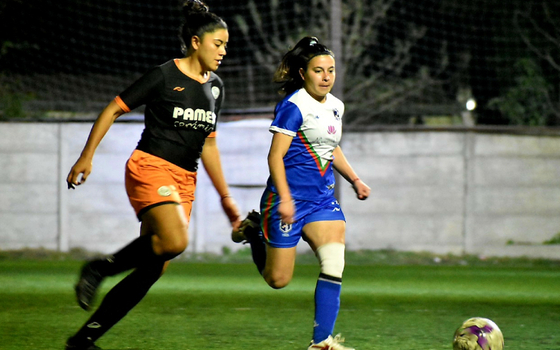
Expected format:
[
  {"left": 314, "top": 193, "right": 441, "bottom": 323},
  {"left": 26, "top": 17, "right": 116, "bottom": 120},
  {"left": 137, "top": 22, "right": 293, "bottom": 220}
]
[{"left": 452, "top": 317, "right": 504, "bottom": 350}]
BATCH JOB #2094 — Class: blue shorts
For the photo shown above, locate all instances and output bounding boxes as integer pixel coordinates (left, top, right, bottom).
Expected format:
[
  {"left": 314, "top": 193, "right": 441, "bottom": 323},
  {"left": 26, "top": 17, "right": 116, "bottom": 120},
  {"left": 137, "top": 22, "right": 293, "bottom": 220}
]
[{"left": 259, "top": 189, "right": 346, "bottom": 248}]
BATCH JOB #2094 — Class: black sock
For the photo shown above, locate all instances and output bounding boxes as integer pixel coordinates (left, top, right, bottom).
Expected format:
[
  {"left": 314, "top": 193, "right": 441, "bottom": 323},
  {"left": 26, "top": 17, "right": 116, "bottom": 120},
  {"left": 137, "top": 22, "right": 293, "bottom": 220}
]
[
  {"left": 92, "top": 235, "right": 163, "bottom": 277},
  {"left": 70, "top": 261, "right": 165, "bottom": 344},
  {"left": 249, "top": 235, "right": 267, "bottom": 274}
]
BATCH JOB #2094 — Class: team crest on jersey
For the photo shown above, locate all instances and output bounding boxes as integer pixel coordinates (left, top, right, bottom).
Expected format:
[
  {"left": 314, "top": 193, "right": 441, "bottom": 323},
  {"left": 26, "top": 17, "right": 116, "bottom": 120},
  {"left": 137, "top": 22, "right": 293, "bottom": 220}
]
[
  {"left": 333, "top": 108, "right": 340, "bottom": 121},
  {"left": 279, "top": 221, "right": 292, "bottom": 234},
  {"left": 327, "top": 125, "right": 336, "bottom": 135},
  {"left": 212, "top": 86, "right": 220, "bottom": 99}
]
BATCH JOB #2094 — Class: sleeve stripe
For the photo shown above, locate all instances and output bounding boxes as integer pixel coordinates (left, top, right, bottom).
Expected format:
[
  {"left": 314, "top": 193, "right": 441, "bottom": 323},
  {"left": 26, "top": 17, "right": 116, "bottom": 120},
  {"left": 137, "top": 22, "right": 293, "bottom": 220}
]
[
  {"left": 114, "top": 96, "right": 131, "bottom": 113},
  {"left": 207, "top": 131, "right": 217, "bottom": 138},
  {"left": 269, "top": 126, "right": 297, "bottom": 137}
]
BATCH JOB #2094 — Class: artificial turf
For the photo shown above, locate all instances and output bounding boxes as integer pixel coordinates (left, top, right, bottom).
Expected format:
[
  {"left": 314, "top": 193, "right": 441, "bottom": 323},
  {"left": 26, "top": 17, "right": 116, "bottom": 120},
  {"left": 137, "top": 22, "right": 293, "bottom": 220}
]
[{"left": 1, "top": 255, "right": 560, "bottom": 349}]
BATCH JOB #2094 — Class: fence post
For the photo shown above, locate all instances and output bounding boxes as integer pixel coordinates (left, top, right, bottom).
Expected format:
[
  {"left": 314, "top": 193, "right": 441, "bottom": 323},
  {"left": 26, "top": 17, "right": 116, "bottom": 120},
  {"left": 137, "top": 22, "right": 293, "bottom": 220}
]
[
  {"left": 331, "top": 0, "right": 344, "bottom": 201},
  {"left": 57, "top": 123, "right": 70, "bottom": 252},
  {"left": 330, "top": 0, "right": 343, "bottom": 100},
  {"left": 462, "top": 132, "right": 475, "bottom": 254}
]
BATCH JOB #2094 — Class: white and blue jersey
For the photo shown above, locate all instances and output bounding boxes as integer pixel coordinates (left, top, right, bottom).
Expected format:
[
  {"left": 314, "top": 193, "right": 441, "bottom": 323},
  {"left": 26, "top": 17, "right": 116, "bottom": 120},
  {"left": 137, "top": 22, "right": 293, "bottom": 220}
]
[
  {"left": 260, "top": 88, "right": 346, "bottom": 248},
  {"left": 266, "top": 88, "right": 344, "bottom": 200}
]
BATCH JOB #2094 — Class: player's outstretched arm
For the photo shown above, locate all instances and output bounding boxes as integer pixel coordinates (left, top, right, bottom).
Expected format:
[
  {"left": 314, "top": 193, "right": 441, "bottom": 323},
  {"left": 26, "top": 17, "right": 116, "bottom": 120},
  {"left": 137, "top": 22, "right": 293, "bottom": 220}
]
[{"left": 67, "top": 100, "right": 126, "bottom": 189}]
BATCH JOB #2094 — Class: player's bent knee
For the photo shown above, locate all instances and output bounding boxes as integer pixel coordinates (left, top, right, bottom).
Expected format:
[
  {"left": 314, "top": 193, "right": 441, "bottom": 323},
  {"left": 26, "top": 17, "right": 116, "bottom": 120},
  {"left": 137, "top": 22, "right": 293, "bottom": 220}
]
[
  {"left": 264, "top": 270, "right": 292, "bottom": 289},
  {"left": 154, "top": 234, "right": 188, "bottom": 258},
  {"left": 265, "top": 277, "right": 290, "bottom": 289},
  {"left": 315, "top": 242, "right": 345, "bottom": 278},
  {"left": 163, "top": 239, "right": 188, "bottom": 257}
]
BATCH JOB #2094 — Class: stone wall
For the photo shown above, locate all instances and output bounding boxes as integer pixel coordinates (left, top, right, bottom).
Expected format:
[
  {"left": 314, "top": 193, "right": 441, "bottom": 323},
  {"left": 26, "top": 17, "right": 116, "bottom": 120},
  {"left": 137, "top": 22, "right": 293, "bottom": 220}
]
[{"left": 1, "top": 120, "right": 559, "bottom": 258}]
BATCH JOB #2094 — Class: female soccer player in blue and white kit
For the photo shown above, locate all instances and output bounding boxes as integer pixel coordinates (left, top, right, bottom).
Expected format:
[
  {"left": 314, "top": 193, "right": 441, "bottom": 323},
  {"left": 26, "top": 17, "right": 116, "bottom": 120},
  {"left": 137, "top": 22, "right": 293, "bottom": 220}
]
[{"left": 241, "top": 37, "right": 370, "bottom": 350}]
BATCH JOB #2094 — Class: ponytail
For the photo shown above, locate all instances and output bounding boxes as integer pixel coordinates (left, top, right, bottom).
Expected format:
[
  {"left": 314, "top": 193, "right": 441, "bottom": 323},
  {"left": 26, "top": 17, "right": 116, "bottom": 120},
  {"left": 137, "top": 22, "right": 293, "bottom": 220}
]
[
  {"left": 179, "top": 0, "right": 227, "bottom": 55},
  {"left": 273, "top": 37, "right": 334, "bottom": 96}
]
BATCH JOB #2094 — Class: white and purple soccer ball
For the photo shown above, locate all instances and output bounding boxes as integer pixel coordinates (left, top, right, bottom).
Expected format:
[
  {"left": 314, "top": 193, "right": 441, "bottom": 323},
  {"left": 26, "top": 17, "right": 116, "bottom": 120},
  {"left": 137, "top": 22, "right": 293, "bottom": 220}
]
[{"left": 453, "top": 317, "right": 504, "bottom": 350}]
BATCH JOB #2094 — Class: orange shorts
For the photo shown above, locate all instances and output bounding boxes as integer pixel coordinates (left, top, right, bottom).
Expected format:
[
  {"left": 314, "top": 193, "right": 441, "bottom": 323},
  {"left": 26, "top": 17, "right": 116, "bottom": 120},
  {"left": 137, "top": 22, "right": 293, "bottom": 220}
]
[{"left": 125, "top": 150, "right": 197, "bottom": 221}]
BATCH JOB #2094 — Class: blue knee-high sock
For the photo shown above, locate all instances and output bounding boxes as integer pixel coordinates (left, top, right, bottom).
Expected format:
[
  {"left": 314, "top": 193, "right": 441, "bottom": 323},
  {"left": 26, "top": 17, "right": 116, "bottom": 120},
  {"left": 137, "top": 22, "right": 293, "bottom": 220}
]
[{"left": 313, "top": 273, "right": 342, "bottom": 343}]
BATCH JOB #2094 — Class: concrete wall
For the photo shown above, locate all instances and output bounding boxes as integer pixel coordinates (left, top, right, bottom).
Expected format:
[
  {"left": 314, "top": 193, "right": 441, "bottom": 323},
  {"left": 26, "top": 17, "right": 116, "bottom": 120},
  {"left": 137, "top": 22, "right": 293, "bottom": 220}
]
[
  {"left": 1, "top": 120, "right": 560, "bottom": 258},
  {"left": 340, "top": 131, "right": 560, "bottom": 259}
]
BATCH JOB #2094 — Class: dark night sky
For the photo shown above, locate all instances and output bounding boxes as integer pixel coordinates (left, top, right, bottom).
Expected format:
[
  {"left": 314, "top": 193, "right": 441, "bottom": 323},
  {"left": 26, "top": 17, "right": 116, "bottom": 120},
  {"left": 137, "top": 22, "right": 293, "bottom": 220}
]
[
  {"left": 1, "top": 0, "right": 558, "bottom": 123},
  {"left": 0, "top": 0, "right": 254, "bottom": 73},
  {"left": 2, "top": 0, "right": 193, "bottom": 74},
  {"left": 0, "top": 0, "right": 512, "bottom": 76}
]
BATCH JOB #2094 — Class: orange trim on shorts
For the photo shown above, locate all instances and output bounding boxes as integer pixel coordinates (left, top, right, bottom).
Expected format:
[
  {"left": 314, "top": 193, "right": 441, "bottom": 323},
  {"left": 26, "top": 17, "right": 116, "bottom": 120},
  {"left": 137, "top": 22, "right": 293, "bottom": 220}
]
[{"left": 114, "top": 96, "right": 131, "bottom": 113}]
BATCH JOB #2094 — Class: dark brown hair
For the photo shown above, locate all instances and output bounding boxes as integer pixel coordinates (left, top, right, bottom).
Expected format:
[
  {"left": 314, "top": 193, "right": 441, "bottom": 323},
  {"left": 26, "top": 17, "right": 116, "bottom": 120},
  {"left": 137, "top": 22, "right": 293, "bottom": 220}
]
[
  {"left": 273, "top": 36, "right": 334, "bottom": 95},
  {"left": 179, "top": 0, "right": 228, "bottom": 55}
]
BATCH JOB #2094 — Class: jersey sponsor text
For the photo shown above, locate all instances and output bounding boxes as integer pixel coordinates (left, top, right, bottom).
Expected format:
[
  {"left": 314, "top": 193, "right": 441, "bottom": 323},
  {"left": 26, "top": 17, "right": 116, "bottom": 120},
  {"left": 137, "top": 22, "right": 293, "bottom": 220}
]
[{"left": 172, "top": 107, "right": 216, "bottom": 131}]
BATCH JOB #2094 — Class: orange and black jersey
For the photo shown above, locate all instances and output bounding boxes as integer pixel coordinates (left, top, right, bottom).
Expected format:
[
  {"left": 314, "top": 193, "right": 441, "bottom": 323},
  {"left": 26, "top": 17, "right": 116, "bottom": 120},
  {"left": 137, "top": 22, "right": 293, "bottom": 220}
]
[{"left": 115, "top": 59, "right": 224, "bottom": 172}]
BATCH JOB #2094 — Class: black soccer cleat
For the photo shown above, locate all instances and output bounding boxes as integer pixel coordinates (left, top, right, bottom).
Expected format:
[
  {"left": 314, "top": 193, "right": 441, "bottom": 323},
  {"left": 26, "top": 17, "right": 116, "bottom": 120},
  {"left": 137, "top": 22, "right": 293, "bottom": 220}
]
[
  {"left": 231, "top": 210, "right": 262, "bottom": 244},
  {"left": 74, "top": 260, "right": 104, "bottom": 311},
  {"left": 65, "top": 337, "right": 102, "bottom": 350}
]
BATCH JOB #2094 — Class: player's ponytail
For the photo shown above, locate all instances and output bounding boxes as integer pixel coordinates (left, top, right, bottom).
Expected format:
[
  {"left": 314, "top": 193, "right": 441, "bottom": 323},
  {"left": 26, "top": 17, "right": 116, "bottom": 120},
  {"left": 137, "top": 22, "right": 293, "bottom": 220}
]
[
  {"left": 179, "top": 0, "right": 227, "bottom": 55},
  {"left": 273, "top": 36, "right": 334, "bottom": 96}
]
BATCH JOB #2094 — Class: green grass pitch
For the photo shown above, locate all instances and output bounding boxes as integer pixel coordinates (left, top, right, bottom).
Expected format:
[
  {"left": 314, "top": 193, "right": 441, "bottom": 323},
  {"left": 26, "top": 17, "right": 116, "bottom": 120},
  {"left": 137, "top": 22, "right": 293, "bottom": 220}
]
[{"left": 1, "top": 256, "right": 560, "bottom": 349}]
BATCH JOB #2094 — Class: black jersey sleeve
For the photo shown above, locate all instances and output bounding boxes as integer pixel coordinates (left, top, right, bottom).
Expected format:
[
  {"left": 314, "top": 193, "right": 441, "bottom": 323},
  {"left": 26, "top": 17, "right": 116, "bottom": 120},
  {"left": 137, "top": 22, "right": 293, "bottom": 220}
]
[{"left": 118, "top": 67, "right": 164, "bottom": 111}]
